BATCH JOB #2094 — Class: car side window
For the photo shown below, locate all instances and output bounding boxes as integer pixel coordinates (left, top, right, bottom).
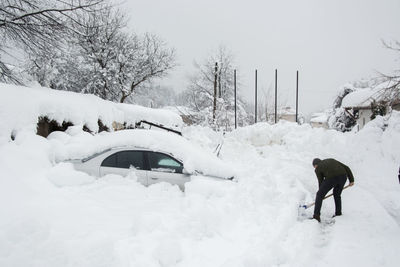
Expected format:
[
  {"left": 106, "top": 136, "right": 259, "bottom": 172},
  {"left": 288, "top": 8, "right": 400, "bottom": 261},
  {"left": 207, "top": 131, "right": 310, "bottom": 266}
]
[
  {"left": 101, "top": 151, "right": 144, "bottom": 169},
  {"left": 148, "top": 152, "right": 183, "bottom": 173}
]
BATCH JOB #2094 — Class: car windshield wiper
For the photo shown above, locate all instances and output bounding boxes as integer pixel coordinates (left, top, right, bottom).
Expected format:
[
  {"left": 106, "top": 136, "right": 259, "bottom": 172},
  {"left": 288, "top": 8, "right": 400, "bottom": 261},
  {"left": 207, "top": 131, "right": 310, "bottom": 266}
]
[
  {"left": 82, "top": 148, "right": 112, "bottom": 163},
  {"left": 193, "top": 170, "right": 234, "bottom": 180}
]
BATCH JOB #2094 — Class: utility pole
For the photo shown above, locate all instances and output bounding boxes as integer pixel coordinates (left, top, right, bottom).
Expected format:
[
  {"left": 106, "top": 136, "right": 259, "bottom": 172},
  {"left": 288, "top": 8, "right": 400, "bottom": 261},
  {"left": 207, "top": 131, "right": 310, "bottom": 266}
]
[
  {"left": 255, "top": 69, "right": 258, "bottom": 123},
  {"left": 218, "top": 63, "right": 222, "bottom": 98},
  {"left": 213, "top": 62, "right": 218, "bottom": 121},
  {"left": 296, "top": 71, "right": 299, "bottom": 123},
  {"left": 234, "top": 69, "right": 237, "bottom": 129},
  {"left": 275, "top": 69, "right": 278, "bottom": 124}
]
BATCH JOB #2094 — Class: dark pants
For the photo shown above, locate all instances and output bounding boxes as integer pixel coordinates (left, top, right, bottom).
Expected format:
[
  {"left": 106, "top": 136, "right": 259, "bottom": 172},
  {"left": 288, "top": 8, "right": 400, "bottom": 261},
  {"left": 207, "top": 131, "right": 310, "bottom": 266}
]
[{"left": 314, "top": 175, "right": 347, "bottom": 216}]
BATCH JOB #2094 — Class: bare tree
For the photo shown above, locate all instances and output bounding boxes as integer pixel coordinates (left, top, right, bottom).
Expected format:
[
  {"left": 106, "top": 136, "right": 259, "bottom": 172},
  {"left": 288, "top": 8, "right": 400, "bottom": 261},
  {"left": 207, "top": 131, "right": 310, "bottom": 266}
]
[
  {"left": 185, "top": 46, "right": 248, "bottom": 129},
  {"left": 118, "top": 33, "right": 176, "bottom": 103},
  {"left": 0, "top": 0, "right": 106, "bottom": 82},
  {"left": 380, "top": 40, "right": 400, "bottom": 106},
  {"left": 188, "top": 46, "right": 234, "bottom": 111}
]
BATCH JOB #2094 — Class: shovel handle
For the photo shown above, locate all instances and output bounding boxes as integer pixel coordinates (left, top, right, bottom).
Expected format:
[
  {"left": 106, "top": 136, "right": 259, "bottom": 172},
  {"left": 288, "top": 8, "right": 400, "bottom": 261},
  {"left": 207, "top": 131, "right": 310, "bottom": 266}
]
[{"left": 304, "top": 184, "right": 352, "bottom": 209}]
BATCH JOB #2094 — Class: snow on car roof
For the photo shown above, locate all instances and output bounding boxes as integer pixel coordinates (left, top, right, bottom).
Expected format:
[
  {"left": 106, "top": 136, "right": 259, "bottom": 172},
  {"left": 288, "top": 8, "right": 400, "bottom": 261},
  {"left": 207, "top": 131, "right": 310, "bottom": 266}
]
[{"left": 60, "top": 129, "right": 235, "bottom": 179}]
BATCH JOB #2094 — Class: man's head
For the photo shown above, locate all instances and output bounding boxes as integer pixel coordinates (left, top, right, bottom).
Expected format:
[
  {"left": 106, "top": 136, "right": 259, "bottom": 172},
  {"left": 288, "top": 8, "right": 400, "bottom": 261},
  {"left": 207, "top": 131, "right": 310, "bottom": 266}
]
[{"left": 312, "top": 158, "right": 321, "bottom": 168}]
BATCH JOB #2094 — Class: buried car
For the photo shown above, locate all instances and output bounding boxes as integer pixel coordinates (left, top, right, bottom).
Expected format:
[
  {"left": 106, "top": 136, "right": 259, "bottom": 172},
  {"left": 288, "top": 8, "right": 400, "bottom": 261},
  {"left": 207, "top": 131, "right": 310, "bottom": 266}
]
[{"left": 68, "top": 129, "right": 235, "bottom": 190}]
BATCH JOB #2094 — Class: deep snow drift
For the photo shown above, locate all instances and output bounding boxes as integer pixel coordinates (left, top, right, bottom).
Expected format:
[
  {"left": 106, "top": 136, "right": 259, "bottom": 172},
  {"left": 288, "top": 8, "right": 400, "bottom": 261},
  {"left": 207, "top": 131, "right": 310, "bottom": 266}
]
[
  {"left": 0, "top": 94, "right": 399, "bottom": 266},
  {"left": 0, "top": 83, "right": 183, "bottom": 144}
]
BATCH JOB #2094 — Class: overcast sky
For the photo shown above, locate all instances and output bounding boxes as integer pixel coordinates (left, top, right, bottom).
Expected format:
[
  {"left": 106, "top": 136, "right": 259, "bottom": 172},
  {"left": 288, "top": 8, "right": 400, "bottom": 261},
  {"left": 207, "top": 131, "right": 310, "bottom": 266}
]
[{"left": 123, "top": 0, "right": 400, "bottom": 115}]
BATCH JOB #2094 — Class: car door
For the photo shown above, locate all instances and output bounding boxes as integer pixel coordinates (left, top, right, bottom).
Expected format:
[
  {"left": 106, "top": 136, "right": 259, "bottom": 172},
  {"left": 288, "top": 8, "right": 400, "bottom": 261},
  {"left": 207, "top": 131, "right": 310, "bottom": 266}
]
[
  {"left": 99, "top": 150, "right": 148, "bottom": 185},
  {"left": 146, "top": 152, "right": 190, "bottom": 190}
]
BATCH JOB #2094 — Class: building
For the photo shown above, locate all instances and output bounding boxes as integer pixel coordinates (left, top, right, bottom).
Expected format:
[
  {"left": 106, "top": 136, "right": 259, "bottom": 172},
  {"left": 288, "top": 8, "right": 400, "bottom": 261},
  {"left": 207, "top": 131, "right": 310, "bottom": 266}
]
[
  {"left": 310, "top": 113, "right": 328, "bottom": 128},
  {"left": 268, "top": 107, "right": 298, "bottom": 123},
  {"left": 279, "top": 107, "right": 297, "bottom": 122},
  {"left": 341, "top": 84, "right": 400, "bottom": 130}
]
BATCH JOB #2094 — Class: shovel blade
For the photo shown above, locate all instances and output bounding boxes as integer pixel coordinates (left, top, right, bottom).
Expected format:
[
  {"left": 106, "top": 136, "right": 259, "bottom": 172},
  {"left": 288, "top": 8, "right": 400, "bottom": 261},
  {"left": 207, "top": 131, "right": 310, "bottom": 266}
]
[{"left": 297, "top": 204, "right": 309, "bottom": 221}]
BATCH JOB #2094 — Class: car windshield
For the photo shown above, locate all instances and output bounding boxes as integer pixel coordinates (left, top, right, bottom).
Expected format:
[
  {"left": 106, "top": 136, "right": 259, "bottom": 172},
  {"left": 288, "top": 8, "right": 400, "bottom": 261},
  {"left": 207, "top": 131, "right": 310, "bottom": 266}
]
[{"left": 148, "top": 152, "right": 183, "bottom": 173}]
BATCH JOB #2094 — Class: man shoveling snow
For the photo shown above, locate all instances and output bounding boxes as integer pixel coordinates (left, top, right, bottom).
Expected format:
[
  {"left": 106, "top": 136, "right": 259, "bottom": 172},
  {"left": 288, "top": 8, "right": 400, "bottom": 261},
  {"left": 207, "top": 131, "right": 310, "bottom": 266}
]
[{"left": 311, "top": 158, "right": 355, "bottom": 222}]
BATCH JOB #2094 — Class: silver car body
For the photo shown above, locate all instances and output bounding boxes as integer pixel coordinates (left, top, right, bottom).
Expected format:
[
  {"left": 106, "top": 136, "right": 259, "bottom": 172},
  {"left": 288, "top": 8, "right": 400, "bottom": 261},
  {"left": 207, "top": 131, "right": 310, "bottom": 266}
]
[{"left": 71, "top": 146, "right": 195, "bottom": 190}]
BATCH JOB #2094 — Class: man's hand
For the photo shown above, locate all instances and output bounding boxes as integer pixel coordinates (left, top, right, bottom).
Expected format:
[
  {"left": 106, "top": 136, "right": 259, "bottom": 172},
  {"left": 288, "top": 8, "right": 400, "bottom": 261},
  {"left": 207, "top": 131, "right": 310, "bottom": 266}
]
[{"left": 349, "top": 182, "right": 354, "bottom": 187}]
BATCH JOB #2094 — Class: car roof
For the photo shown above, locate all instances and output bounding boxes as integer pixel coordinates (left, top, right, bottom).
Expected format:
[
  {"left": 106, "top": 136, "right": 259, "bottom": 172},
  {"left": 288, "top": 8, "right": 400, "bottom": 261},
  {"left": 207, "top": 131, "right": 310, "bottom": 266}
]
[{"left": 83, "top": 145, "right": 184, "bottom": 164}]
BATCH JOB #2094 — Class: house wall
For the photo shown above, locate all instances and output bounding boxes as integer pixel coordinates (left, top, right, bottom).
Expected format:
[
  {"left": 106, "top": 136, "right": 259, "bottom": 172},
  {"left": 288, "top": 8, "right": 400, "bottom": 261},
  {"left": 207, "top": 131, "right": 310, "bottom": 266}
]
[
  {"left": 357, "top": 109, "right": 373, "bottom": 129},
  {"left": 310, "top": 121, "right": 328, "bottom": 129},
  {"left": 279, "top": 114, "right": 296, "bottom": 122}
]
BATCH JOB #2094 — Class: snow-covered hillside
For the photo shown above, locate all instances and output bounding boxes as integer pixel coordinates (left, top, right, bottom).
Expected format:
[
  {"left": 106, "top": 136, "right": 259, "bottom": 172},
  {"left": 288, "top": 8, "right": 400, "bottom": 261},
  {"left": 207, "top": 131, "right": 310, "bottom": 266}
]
[{"left": 0, "top": 85, "right": 400, "bottom": 266}]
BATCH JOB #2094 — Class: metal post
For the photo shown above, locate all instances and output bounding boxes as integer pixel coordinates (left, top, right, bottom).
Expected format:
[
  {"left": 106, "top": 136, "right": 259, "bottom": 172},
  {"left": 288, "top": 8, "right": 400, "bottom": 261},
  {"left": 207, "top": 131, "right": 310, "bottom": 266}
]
[
  {"left": 296, "top": 70, "right": 299, "bottom": 123},
  {"left": 213, "top": 62, "right": 218, "bottom": 120},
  {"left": 275, "top": 69, "right": 278, "bottom": 123},
  {"left": 218, "top": 64, "right": 222, "bottom": 98},
  {"left": 255, "top": 69, "right": 258, "bottom": 124},
  {"left": 234, "top": 69, "right": 237, "bottom": 129}
]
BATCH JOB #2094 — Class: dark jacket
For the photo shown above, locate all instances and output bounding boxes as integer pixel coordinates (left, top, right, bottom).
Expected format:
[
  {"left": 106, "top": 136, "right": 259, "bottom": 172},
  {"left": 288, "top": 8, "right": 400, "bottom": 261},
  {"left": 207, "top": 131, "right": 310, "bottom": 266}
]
[{"left": 315, "top": 158, "right": 354, "bottom": 187}]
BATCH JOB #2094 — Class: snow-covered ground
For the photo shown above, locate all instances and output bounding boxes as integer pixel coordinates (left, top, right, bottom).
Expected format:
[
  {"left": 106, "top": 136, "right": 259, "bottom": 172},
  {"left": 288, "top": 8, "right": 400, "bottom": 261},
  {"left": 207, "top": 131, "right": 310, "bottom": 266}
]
[{"left": 1, "top": 86, "right": 400, "bottom": 266}]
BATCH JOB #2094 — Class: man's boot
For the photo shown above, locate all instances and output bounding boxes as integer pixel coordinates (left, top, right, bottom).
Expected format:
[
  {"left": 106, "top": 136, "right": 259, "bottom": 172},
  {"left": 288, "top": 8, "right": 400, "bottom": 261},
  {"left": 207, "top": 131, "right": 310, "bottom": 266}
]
[
  {"left": 312, "top": 214, "right": 321, "bottom": 223},
  {"left": 332, "top": 212, "right": 342, "bottom": 218}
]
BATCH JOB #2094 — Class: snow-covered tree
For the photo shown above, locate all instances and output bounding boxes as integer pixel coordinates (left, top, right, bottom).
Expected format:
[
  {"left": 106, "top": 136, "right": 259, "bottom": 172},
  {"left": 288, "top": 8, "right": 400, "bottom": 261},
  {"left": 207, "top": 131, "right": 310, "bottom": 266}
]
[
  {"left": 327, "top": 81, "right": 374, "bottom": 132},
  {"left": 0, "top": 0, "right": 106, "bottom": 82},
  {"left": 184, "top": 46, "right": 248, "bottom": 129},
  {"left": 133, "top": 84, "right": 180, "bottom": 108},
  {"left": 25, "top": 8, "right": 176, "bottom": 103},
  {"left": 26, "top": 39, "right": 86, "bottom": 91}
]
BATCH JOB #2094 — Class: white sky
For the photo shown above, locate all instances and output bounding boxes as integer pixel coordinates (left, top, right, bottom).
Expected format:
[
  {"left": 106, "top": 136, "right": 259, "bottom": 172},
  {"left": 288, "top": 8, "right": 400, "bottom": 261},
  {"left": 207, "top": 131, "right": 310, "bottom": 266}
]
[{"left": 123, "top": 0, "right": 400, "bottom": 115}]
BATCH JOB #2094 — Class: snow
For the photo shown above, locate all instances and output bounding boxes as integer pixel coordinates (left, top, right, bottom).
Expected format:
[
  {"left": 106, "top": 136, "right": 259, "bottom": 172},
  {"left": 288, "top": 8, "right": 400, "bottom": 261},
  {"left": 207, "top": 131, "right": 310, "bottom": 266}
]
[
  {"left": 163, "top": 106, "right": 195, "bottom": 116},
  {"left": 341, "top": 82, "right": 390, "bottom": 108},
  {"left": 0, "top": 83, "right": 183, "bottom": 143},
  {"left": 1, "top": 85, "right": 400, "bottom": 266},
  {"left": 279, "top": 106, "right": 296, "bottom": 115},
  {"left": 310, "top": 113, "right": 328, "bottom": 123}
]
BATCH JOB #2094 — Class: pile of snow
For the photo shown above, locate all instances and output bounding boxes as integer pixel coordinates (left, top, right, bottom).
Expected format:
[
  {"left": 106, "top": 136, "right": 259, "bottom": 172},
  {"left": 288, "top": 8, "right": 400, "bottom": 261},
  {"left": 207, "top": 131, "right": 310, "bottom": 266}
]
[
  {"left": 0, "top": 83, "right": 183, "bottom": 143},
  {"left": 1, "top": 84, "right": 400, "bottom": 266}
]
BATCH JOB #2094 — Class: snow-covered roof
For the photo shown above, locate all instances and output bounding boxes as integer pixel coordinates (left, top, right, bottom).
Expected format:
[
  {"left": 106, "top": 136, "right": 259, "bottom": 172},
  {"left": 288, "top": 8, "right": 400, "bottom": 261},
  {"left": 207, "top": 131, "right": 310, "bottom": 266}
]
[
  {"left": 341, "top": 82, "right": 390, "bottom": 108},
  {"left": 0, "top": 83, "right": 183, "bottom": 142},
  {"left": 280, "top": 107, "right": 296, "bottom": 115},
  {"left": 310, "top": 113, "right": 328, "bottom": 123}
]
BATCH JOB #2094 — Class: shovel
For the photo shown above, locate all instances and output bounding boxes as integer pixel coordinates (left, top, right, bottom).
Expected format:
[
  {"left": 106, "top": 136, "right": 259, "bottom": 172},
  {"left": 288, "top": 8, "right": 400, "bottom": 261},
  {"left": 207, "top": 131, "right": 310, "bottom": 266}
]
[{"left": 298, "top": 184, "right": 351, "bottom": 219}]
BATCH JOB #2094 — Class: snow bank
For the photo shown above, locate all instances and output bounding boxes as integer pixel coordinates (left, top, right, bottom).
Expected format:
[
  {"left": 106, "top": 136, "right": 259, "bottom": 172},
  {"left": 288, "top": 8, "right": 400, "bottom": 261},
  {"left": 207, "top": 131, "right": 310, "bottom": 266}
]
[
  {"left": 0, "top": 83, "right": 183, "bottom": 143},
  {"left": 0, "top": 90, "right": 399, "bottom": 266}
]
